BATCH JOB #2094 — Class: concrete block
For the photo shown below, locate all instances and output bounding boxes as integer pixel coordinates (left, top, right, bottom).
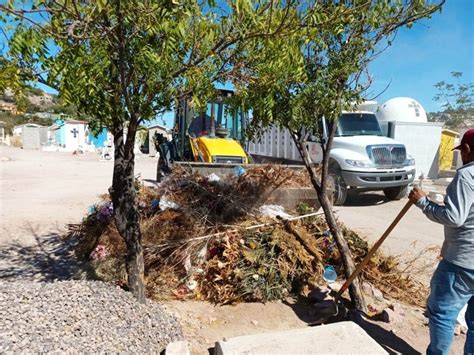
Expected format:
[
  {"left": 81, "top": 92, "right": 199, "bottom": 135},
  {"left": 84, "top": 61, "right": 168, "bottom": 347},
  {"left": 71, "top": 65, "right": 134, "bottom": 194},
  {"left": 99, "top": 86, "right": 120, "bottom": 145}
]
[
  {"left": 214, "top": 321, "right": 388, "bottom": 355},
  {"left": 267, "top": 187, "right": 321, "bottom": 211},
  {"left": 166, "top": 340, "right": 190, "bottom": 355}
]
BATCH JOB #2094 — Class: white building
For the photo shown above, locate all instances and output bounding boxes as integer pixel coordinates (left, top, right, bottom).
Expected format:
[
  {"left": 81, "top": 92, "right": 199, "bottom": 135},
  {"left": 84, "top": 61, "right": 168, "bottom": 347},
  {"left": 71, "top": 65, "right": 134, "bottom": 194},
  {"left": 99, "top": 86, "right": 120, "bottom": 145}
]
[{"left": 48, "top": 119, "right": 89, "bottom": 151}]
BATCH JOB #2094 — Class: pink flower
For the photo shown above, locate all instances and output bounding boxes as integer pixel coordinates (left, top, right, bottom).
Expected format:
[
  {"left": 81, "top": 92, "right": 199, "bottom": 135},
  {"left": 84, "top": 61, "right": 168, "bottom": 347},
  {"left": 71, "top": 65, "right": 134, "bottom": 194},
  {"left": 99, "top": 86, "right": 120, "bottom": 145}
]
[{"left": 90, "top": 244, "right": 108, "bottom": 261}]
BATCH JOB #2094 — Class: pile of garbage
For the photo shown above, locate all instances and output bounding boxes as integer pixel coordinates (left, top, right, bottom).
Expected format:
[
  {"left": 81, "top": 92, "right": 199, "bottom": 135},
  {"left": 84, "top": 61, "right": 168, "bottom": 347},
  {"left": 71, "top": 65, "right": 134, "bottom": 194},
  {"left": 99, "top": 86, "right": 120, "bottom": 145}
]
[{"left": 67, "top": 165, "right": 427, "bottom": 306}]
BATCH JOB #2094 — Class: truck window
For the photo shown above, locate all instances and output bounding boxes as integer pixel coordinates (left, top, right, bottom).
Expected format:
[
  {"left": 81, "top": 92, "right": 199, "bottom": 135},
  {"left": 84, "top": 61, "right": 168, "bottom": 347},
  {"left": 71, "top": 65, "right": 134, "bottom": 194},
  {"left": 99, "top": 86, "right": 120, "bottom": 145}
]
[
  {"left": 188, "top": 110, "right": 210, "bottom": 137},
  {"left": 336, "top": 113, "right": 383, "bottom": 137},
  {"left": 216, "top": 103, "right": 242, "bottom": 140},
  {"left": 188, "top": 102, "right": 242, "bottom": 140}
]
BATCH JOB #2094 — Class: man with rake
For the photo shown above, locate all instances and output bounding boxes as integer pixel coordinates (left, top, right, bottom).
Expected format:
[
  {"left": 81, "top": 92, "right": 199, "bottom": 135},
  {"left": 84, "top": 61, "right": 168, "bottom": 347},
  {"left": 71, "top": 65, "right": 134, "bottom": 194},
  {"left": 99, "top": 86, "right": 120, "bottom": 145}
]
[{"left": 409, "top": 129, "right": 474, "bottom": 355}]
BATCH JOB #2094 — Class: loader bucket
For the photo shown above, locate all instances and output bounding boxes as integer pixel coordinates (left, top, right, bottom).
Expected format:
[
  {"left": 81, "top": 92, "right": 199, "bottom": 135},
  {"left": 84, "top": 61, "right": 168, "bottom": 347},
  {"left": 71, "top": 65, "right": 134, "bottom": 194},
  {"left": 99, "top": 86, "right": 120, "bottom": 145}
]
[{"left": 172, "top": 161, "right": 306, "bottom": 178}]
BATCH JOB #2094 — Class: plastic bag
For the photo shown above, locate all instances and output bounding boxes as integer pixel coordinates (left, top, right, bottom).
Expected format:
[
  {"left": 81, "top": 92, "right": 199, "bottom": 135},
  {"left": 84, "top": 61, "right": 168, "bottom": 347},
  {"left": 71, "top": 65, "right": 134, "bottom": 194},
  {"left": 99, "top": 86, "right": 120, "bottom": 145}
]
[
  {"left": 258, "top": 204, "right": 292, "bottom": 219},
  {"left": 159, "top": 196, "right": 179, "bottom": 210}
]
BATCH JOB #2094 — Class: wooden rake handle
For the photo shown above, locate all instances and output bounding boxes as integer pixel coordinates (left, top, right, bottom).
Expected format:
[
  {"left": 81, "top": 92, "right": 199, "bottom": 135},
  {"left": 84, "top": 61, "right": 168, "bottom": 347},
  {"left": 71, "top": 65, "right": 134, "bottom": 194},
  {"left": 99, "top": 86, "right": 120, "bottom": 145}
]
[{"left": 336, "top": 199, "right": 414, "bottom": 298}]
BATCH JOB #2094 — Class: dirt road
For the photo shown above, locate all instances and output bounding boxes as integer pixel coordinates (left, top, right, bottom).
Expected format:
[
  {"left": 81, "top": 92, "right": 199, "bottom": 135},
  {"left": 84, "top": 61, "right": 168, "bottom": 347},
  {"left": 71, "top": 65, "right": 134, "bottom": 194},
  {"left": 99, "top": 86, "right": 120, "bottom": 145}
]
[{"left": 338, "top": 193, "right": 444, "bottom": 257}]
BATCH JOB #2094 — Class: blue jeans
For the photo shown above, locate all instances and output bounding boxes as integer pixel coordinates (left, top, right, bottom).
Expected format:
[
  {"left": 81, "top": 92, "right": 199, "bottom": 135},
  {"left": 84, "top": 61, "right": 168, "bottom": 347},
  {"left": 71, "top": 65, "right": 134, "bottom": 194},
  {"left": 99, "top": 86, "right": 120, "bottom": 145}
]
[{"left": 427, "top": 260, "right": 474, "bottom": 355}]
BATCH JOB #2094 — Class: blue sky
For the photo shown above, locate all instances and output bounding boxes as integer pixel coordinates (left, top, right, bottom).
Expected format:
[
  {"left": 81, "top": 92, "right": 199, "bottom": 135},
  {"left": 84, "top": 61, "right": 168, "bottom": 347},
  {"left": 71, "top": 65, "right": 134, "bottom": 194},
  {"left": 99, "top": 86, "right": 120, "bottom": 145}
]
[{"left": 367, "top": 0, "right": 474, "bottom": 112}]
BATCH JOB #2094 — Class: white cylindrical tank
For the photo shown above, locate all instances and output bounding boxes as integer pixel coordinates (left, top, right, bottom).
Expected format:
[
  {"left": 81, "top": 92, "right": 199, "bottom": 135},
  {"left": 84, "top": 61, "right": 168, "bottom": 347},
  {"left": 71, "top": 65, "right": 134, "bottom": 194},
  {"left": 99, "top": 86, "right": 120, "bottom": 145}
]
[{"left": 376, "top": 97, "right": 427, "bottom": 136}]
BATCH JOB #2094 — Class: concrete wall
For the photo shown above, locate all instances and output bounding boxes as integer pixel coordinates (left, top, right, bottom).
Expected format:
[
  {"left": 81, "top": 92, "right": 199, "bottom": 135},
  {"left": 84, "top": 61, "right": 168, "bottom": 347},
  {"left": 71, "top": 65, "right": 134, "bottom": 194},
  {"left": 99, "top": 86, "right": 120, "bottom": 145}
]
[
  {"left": 388, "top": 121, "right": 443, "bottom": 179},
  {"left": 22, "top": 126, "right": 40, "bottom": 149},
  {"left": 40, "top": 127, "right": 48, "bottom": 146}
]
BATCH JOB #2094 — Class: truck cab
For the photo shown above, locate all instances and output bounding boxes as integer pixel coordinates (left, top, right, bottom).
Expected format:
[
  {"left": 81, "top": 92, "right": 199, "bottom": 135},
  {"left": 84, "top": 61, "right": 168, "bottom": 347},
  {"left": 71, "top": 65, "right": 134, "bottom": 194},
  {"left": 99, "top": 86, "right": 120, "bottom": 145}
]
[
  {"left": 312, "top": 110, "right": 416, "bottom": 204},
  {"left": 248, "top": 106, "right": 416, "bottom": 205}
]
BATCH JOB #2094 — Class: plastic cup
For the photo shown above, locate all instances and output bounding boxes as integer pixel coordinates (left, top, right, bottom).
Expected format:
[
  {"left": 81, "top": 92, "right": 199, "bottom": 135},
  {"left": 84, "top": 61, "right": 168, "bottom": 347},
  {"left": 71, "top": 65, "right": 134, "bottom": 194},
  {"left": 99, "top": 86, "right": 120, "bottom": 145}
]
[{"left": 323, "top": 265, "right": 337, "bottom": 283}]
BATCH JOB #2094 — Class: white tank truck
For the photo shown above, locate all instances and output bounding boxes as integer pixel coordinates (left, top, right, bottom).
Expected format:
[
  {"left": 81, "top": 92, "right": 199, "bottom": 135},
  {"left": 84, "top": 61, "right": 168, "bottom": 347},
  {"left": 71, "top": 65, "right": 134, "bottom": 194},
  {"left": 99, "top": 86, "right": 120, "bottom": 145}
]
[{"left": 248, "top": 99, "right": 423, "bottom": 205}]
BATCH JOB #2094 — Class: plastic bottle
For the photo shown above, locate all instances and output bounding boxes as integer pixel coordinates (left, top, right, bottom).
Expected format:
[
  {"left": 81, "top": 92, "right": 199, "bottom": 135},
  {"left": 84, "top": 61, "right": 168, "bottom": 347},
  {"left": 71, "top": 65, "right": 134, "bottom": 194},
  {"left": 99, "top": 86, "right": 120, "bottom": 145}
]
[
  {"left": 323, "top": 265, "right": 337, "bottom": 283},
  {"left": 234, "top": 165, "right": 246, "bottom": 177}
]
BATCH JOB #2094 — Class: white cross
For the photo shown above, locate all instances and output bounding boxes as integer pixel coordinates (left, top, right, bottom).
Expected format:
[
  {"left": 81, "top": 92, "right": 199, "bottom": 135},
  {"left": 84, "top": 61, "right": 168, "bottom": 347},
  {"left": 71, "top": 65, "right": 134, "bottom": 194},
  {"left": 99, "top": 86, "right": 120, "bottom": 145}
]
[{"left": 408, "top": 101, "right": 421, "bottom": 117}]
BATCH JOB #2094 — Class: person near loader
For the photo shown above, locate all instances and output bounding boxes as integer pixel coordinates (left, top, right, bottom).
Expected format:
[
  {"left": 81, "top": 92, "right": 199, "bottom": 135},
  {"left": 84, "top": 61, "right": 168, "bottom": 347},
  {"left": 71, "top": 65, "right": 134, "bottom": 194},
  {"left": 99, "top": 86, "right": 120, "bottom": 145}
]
[{"left": 409, "top": 128, "right": 474, "bottom": 355}]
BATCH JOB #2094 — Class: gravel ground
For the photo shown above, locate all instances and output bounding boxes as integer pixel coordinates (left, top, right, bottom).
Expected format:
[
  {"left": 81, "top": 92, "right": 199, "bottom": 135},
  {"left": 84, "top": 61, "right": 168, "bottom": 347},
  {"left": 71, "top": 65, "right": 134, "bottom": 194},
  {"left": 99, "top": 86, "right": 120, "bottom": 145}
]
[{"left": 0, "top": 280, "right": 183, "bottom": 353}]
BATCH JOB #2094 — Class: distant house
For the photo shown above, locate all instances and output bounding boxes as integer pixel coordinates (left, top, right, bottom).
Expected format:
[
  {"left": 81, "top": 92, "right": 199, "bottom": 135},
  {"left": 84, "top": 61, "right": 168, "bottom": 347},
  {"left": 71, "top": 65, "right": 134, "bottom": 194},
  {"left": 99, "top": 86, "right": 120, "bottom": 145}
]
[
  {"left": 0, "top": 101, "right": 22, "bottom": 115},
  {"left": 49, "top": 119, "right": 88, "bottom": 151}
]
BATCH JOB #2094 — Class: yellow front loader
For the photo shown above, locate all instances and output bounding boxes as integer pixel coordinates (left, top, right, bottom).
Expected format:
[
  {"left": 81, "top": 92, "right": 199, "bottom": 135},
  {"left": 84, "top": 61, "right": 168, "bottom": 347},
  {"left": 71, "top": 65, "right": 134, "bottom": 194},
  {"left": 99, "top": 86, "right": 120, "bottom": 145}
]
[{"left": 155, "top": 89, "right": 251, "bottom": 180}]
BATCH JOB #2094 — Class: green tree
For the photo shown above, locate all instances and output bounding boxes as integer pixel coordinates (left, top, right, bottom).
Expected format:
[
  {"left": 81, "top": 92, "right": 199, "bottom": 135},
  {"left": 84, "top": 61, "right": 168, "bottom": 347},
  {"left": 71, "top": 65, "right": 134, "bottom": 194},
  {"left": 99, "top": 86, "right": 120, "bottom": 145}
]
[
  {"left": 235, "top": 1, "right": 443, "bottom": 310},
  {"left": 49, "top": 102, "right": 78, "bottom": 117},
  {"left": 0, "top": 57, "right": 23, "bottom": 95},
  {"left": 433, "top": 71, "right": 474, "bottom": 128},
  {"left": 0, "top": 112, "right": 26, "bottom": 134},
  {"left": 28, "top": 115, "right": 54, "bottom": 127},
  {"left": 1, "top": 0, "right": 298, "bottom": 302}
]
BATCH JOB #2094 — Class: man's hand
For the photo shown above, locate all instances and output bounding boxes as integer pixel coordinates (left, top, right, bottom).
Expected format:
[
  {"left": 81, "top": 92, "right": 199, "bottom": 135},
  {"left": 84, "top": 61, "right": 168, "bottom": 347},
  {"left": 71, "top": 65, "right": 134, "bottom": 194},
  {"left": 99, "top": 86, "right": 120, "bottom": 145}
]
[{"left": 408, "top": 186, "right": 428, "bottom": 203}]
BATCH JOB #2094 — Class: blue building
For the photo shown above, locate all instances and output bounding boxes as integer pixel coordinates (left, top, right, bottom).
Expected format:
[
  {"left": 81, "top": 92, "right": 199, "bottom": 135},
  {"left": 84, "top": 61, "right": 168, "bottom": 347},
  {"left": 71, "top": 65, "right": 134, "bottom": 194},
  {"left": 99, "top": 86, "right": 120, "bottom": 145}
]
[{"left": 88, "top": 128, "right": 108, "bottom": 148}]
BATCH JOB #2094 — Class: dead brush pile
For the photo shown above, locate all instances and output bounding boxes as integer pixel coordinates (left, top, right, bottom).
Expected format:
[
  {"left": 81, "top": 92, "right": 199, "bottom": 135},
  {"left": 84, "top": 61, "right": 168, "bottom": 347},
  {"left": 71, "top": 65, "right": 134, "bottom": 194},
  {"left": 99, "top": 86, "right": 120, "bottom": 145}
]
[{"left": 67, "top": 165, "right": 427, "bottom": 306}]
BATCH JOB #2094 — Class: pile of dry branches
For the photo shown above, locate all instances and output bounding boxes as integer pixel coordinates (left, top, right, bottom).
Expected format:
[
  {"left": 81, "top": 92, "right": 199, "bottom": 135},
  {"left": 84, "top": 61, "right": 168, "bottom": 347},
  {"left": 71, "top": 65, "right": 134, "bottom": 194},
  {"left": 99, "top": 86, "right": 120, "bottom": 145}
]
[{"left": 67, "top": 165, "right": 428, "bottom": 306}]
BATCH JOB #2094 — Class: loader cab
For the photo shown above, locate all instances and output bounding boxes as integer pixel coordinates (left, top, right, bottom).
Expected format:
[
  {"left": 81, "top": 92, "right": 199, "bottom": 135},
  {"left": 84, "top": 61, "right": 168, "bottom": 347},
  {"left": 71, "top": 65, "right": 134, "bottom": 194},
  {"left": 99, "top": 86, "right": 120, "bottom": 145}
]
[{"left": 173, "top": 89, "right": 247, "bottom": 162}]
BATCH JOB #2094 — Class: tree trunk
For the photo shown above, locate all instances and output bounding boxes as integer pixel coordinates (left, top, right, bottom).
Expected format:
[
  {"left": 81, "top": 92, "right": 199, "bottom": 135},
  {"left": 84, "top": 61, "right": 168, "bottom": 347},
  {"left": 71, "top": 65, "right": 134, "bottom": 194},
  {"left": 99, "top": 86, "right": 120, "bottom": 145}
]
[
  {"left": 289, "top": 131, "right": 366, "bottom": 312},
  {"left": 109, "top": 122, "right": 146, "bottom": 303},
  {"left": 318, "top": 193, "right": 366, "bottom": 312}
]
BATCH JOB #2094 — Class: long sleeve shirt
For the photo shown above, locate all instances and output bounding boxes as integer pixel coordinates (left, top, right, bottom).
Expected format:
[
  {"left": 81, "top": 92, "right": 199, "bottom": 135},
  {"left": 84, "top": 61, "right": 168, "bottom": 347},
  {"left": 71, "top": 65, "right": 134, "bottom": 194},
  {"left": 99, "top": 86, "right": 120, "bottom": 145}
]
[{"left": 415, "top": 161, "right": 474, "bottom": 270}]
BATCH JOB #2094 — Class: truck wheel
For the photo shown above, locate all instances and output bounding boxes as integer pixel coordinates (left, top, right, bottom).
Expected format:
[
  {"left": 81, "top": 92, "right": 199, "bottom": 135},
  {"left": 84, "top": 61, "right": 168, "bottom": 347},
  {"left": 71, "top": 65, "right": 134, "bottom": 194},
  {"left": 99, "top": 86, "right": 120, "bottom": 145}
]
[
  {"left": 328, "top": 172, "right": 348, "bottom": 206},
  {"left": 383, "top": 185, "right": 409, "bottom": 200}
]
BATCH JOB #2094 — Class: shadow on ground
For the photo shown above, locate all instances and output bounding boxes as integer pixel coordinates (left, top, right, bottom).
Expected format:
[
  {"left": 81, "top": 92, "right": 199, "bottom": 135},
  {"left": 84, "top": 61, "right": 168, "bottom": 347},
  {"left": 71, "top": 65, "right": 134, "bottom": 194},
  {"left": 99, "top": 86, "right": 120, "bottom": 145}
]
[
  {"left": 0, "top": 224, "right": 84, "bottom": 281},
  {"left": 344, "top": 192, "right": 392, "bottom": 207},
  {"left": 285, "top": 296, "right": 421, "bottom": 355}
]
